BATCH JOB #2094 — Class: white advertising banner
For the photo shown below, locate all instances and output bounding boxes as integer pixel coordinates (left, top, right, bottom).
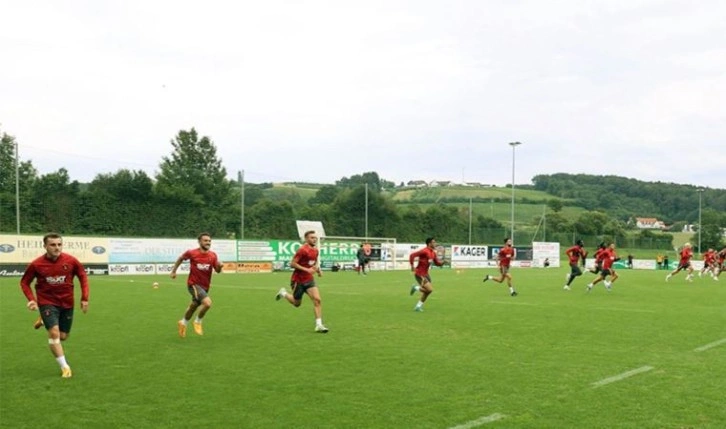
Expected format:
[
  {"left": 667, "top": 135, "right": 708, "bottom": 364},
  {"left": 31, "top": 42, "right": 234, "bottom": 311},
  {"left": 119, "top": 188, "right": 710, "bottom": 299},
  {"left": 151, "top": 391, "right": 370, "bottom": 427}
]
[
  {"left": 532, "top": 242, "right": 561, "bottom": 268},
  {"left": 109, "top": 263, "right": 158, "bottom": 275},
  {"left": 109, "top": 238, "right": 237, "bottom": 263},
  {"left": 451, "top": 245, "right": 489, "bottom": 261},
  {"left": 238, "top": 240, "right": 276, "bottom": 261}
]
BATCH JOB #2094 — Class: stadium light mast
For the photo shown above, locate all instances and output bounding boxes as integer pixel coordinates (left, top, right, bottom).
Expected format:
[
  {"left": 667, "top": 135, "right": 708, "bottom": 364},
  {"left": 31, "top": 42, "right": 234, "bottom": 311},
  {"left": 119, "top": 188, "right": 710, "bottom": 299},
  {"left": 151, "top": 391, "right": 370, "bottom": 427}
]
[
  {"left": 509, "top": 141, "right": 522, "bottom": 244},
  {"left": 15, "top": 141, "right": 20, "bottom": 234},
  {"left": 697, "top": 188, "right": 704, "bottom": 254}
]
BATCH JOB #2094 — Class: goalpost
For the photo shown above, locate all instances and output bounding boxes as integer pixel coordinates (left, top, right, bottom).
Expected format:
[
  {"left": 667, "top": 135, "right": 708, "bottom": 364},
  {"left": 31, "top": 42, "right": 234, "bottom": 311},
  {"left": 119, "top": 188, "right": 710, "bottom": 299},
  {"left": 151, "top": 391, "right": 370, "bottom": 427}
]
[{"left": 295, "top": 220, "right": 398, "bottom": 271}]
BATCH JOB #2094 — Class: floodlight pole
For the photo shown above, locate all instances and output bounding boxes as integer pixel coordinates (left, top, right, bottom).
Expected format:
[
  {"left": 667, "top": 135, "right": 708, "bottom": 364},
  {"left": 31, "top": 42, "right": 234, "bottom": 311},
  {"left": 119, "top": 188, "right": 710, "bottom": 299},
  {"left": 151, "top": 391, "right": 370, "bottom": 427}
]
[
  {"left": 239, "top": 170, "right": 245, "bottom": 240},
  {"left": 365, "top": 183, "right": 369, "bottom": 239},
  {"left": 697, "top": 188, "right": 704, "bottom": 253},
  {"left": 509, "top": 142, "right": 522, "bottom": 244},
  {"left": 468, "top": 196, "right": 472, "bottom": 244},
  {"left": 15, "top": 141, "right": 20, "bottom": 234}
]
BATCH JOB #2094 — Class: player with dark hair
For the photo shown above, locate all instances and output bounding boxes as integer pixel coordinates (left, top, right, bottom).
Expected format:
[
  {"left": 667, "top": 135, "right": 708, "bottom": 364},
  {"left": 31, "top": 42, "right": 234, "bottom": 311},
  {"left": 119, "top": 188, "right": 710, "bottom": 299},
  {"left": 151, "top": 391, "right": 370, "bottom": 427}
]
[
  {"left": 483, "top": 238, "right": 518, "bottom": 296},
  {"left": 587, "top": 243, "right": 619, "bottom": 292},
  {"left": 408, "top": 237, "right": 445, "bottom": 312},
  {"left": 666, "top": 243, "right": 694, "bottom": 282},
  {"left": 20, "top": 233, "right": 90, "bottom": 378},
  {"left": 587, "top": 242, "right": 607, "bottom": 275},
  {"left": 563, "top": 239, "right": 586, "bottom": 290},
  {"left": 276, "top": 231, "right": 328, "bottom": 332},
  {"left": 171, "top": 232, "right": 222, "bottom": 337}
]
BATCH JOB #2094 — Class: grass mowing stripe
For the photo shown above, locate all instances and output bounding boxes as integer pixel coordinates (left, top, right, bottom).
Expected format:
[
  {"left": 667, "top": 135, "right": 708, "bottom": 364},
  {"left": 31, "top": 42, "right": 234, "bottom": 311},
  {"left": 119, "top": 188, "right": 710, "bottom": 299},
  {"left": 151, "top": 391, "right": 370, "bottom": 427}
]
[
  {"left": 591, "top": 366, "right": 654, "bottom": 388},
  {"left": 447, "top": 413, "right": 506, "bottom": 429},
  {"left": 693, "top": 338, "right": 726, "bottom": 352}
]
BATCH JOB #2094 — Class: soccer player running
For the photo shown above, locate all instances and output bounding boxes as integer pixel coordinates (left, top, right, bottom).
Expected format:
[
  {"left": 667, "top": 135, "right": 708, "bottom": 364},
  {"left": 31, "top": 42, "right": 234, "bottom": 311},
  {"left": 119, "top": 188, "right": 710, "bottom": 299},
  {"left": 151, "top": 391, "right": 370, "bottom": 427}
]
[
  {"left": 20, "top": 233, "right": 90, "bottom": 378},
  {"left": 587, "top": 243, "right": 619, "bottom": 292},
  {"left": 698, "top": 248, "right": 717, "bottom": 279},
  {"left": 666, "top": 243, "right": 694, "bottom": 282},
  {"left": 715, "top": 247, "right": 726, "bottom": 280},
  {"left": 408, "top": 237, "right": 445, "bottom": 311},
  {"left": 170, "top": 232, "right": 222, "bottom": 337},
  {"left": 483, "top": 238, "right": 518, "bottom": 296},
  {"left": 586, "top": 242, "right": 607, "bottom": 275},
  {"left": 275, "top": 231, "right": 329, "bottom": 333},
  {"left": 563, "top": 239, "right": 586, "bottom": 290}
]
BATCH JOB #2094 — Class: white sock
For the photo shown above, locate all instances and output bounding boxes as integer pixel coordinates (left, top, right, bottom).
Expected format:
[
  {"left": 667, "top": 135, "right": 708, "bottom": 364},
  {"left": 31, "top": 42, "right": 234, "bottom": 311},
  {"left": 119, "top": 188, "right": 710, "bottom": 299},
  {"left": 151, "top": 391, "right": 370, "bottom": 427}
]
[
  {"left": 414, "top": 285, "right": 421, "bottom": 291},
  {"left": 509, "top": 287, "right": 514, "bottom": 294},
  {"left": 180, "top": 318, "right": 189, "bottom": 325},
  {"left": 56, "top": 355, "right": 68, "bottom": 368},
  {"left": 195, "top": 317, "right": 202, "bottom": 324},
  {"left": 315, "top": 318, "right": 323, "bottom": 326},
  {"left": 587, "top": 283, "right": 593, "bottom": 288},
  {"left": 416, "top": 301, "right": 423, "bottom": 308}
]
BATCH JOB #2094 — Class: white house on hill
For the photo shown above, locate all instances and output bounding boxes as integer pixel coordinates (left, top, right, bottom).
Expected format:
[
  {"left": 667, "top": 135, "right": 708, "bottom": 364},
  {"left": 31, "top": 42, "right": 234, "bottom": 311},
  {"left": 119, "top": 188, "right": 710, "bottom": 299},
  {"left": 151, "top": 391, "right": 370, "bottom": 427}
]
[{"left": 635, "top": 217, "right": 666, "bottom": 229}]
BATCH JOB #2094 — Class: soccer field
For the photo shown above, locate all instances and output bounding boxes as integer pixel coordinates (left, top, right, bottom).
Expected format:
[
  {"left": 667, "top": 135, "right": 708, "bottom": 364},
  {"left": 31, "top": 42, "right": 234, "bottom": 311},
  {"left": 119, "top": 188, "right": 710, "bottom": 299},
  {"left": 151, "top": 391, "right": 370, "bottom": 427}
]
[{"left": 1, "top": 268, "right": 724, "bottom": 428}]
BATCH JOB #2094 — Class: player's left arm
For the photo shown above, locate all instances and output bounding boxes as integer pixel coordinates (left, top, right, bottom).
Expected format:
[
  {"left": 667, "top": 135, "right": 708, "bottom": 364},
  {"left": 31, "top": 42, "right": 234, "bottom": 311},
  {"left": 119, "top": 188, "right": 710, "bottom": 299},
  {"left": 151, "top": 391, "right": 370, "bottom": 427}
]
[
  {"left": 213, "top": 253, "right": 222, "bottom": 273},
  {"left": 75, "top": 259, "right": 90, "bottom": 313}
]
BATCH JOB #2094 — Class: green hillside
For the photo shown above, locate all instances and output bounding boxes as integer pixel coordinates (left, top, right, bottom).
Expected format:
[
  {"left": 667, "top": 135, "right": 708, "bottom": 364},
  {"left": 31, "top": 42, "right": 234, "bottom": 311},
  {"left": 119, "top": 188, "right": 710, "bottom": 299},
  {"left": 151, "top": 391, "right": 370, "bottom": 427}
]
[{"left": 393, "top": 185, "right": 566, "bottom": 203}]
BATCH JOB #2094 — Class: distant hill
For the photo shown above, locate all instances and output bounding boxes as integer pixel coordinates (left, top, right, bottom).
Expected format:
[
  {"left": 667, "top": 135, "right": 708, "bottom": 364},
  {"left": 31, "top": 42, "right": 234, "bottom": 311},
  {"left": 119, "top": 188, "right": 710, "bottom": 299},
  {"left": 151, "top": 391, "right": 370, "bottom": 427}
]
[{"left": 532, "top": 173, "right": 726, "bottom": 223}]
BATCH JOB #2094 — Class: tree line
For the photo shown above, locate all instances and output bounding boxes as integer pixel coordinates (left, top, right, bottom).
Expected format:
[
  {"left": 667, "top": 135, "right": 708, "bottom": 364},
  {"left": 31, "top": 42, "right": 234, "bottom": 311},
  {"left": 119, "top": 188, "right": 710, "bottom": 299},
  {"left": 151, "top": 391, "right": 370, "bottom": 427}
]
[{"left": 1, "top": 128, "right": 724, "bottom": 250}]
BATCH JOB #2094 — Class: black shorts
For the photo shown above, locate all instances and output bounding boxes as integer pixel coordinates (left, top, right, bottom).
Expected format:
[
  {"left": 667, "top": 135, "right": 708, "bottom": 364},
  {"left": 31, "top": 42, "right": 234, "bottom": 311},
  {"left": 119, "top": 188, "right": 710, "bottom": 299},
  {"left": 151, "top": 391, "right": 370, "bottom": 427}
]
[
  {"left": 39, "top": 305, "right": 74, "bottom": 334},
  {"left": 601, "top": 268, "right": 612, "bottom": 277},
  {"left": 290, "top": 280, "right": 316, "bottom": 301},
  {"left": 570, "top": 263, "right": 582, "bottom": 276},
  {"left": 678, "top": 262, "right": 691, "bottom": 270},
  {"left": 187, "top": 284, "right": 209, "bottom": 305},
  {"left": 414, "top": 274, "right": 432, "bottom": 286}
]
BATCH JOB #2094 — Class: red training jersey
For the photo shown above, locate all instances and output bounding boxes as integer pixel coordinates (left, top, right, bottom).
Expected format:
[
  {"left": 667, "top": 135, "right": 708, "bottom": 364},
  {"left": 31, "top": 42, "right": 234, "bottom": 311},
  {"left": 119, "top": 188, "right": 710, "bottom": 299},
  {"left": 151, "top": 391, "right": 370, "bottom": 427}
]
[
  {"left": 291, "top": 244, "right": 319, "bottom": 284},
  {"left": 181, "top": 248, "right": 219, "bottom": 291},
  {"left": 565, "top": 245, "right": 585, "bottom": 265},
  {"left": 497, "top": 246, "right": 515, "bottom": 268},
  {"left": 594, "top": 248, "right": 606, "bottom": 264},
  {"left": 703, "top": 250, "right": 716, "bottom": 265},
  {"left": 602, "top": 248, "right": 618, "bottom": 270},
  {"left": 409, "top": 247, "right": 443, "bottom": 277},
  {"left": 679, "top": 248, "right": 692, "bottom": 265},
  {"left": 20, "top": 253, "right": 89, "bottom": 309}
]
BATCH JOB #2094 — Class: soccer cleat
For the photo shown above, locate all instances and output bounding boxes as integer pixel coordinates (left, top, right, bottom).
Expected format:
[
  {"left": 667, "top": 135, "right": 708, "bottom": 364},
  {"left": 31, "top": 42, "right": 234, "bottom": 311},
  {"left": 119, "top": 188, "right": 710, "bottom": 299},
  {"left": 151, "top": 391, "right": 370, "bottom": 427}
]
[
  {"left": 510, "top": 291, "right": 518, "bottom": 297},
  {"left": 193, "top": 321, "right": 203, "bottom": 336},
  {"left": 563, "top": 285, "right": 570, "bottom": 291},
  {"left": 177, "top": 320, "right": 186, "bottom": 338},
  {"left": 61, "top": 366, "right": 72, "bottom": 378},
  {"left": 586, "top": 284, "right": 593, "bottom": 293},
  {"left": 414, "top": 306, "right": 424, "bottom": 312},
  {"left": 409, "top": 285, "right": 417, "bottom": 296},
  {"left": 665, "top": 275, "right": 671, "bottom": 282},
  {"left": 482, "top": 275, "right": 489, "bottom": 283},
  {"left": 33, "top": 316, "right": 44, "bottom": 330},
  {"left": 275, "top": 287, "right": 286, "bottom": 301},
  {"left": 315, "top": 325, "right": 329, "bottom": 333}
]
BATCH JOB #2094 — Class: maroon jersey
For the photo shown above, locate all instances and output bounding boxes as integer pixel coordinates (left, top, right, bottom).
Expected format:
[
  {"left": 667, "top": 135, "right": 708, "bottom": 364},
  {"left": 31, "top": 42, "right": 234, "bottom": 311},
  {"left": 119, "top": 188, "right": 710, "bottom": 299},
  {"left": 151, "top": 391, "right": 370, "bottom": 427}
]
[
  {"left": 679, "top": 248, "right": 692, "bottom": 265},
  {"left": 703, "top": 250, "right": 716, "bottom": 265},
  {"left": 181, "top": 248, "right": 219, "bottom": 291},
  {"left": 409, "top": 247, "right": 443, "bottom": 277},
  {"left": 291, "top": 244, "right": 319, "bottom": 284},
  {"left": 20, "top": 253, "right": 89, "bottom": 309},
  {"left": 602, "top": 248, "right": 618, "bottom": 270},
  {"left": 497, "top": 246, "right": 514, "bottom": 268},
  {"left": 565, "top": 245, "right": 585, "bottom": 265},
  {"left": 594, "top": 248, "right": 607, "bottom": 265}
]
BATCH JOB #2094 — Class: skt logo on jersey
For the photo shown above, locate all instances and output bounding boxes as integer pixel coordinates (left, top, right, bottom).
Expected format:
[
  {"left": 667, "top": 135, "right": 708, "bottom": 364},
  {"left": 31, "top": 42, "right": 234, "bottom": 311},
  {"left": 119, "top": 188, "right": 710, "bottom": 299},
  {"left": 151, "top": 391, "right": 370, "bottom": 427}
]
[
  {"left": 45, "top": 275, "right": 67, "bottom": 285},
  {"left": 196, "top": 263, "right": 211, "bottom": 271}
]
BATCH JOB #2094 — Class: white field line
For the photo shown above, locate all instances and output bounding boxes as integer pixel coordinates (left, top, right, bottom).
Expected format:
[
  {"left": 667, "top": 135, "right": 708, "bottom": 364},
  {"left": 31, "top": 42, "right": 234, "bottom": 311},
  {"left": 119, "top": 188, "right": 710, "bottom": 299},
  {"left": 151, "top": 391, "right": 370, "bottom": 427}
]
[
  {"left": 591, "top": 307, "right": 656, "bottom": 314},
  {"left": 591, "top": 366, "right": 654, "bottom": 388},
  {"left": 693, "top": 338, "right": 726, "bottom": 352},
  {"left": 448, "top": 413, "right": 506, "bottom": 429},
  {"left": 489, "top": 301, "right": 540, "bottom": 306}
]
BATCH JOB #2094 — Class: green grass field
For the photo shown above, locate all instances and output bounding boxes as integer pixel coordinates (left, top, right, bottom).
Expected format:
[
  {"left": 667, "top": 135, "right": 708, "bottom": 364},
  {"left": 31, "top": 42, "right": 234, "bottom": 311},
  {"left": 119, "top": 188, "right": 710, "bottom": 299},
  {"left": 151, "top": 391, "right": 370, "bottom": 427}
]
[
  {"left": 395, "top": 201, "right": 584, "bottom": 224},
  {"left": 2, "top": 268, "right": 724, "bottom": 428},
  {"left": 392, "top": 186, "right": 566, "bottom": 203}
]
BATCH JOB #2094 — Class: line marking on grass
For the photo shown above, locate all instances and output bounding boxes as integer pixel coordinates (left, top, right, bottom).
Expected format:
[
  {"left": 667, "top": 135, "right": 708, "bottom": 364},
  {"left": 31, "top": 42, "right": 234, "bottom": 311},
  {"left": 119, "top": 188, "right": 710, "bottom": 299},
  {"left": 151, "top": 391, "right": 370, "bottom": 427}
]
[
  {"left": 591, "top": 366, "right": 654, "bottom": 388},
  {"left": 448, "top": 413, "right": 505, "bottom": 429},
  {"left": 693, "top": 338, "right": 726, "bottom": 352},
  {"left": 489, "top": 301, "right": 540, "bottom": 306},
  {"left": 592, "top": 307, "right": 656, "bottom": 314}
]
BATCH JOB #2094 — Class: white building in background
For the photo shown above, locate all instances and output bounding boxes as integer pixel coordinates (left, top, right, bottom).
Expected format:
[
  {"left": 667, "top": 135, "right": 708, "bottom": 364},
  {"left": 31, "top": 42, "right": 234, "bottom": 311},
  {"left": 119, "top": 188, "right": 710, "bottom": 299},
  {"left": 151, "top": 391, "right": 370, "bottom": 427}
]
[{"left": 635, "top": 217, "right": 666, "bottom": 230}]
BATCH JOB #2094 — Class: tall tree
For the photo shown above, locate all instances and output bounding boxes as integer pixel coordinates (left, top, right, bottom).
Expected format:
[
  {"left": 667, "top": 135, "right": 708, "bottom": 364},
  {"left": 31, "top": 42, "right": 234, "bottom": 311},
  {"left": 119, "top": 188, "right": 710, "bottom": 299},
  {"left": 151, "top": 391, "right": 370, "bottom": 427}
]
[
  {"left": 0, "top": 132, "right": 38, "bottom": 232},
  {"left": 28, "top": 168, "right": 80, "bottom": 233},
  {"left": 155, "top": 128, "right": 235, "bottom": 237}
]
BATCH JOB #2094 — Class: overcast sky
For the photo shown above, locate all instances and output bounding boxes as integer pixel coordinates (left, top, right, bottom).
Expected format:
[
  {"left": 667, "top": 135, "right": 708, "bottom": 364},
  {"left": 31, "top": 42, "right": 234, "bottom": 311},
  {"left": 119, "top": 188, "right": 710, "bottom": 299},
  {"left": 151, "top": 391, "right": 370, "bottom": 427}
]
[{"left": 2, "top": 0, "right": 725, "bottom": 188}]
